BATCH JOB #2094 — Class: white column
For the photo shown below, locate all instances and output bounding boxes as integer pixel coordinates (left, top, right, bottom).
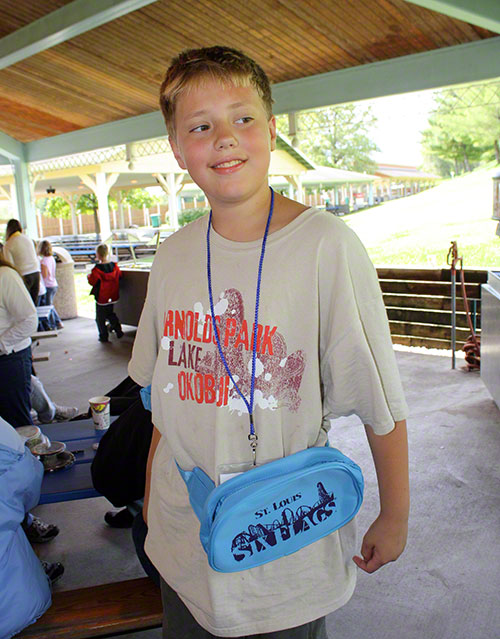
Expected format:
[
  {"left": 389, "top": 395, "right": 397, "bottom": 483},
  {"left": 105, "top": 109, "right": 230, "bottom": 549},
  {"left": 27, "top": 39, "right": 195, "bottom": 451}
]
[
  {"left": 36, "top": 211, "right": 43, "bottom": 237},
  {"left": 69, "top": 201, "right": 78, "bottom": 235},
  {"left": 167, "top": 173, "right": 179, "bottom": 228},
  {"left": 12, "top": 159, "right": 37, "bottom": 238},
  {"left": 79, "top": 172, "right": 118, "bottom": 240},
  {"left": 117, "top": 192, "right": 125, "bottom": 229},
  {"left": 153, "top": 173, "right": 184, "bottom": 230}
]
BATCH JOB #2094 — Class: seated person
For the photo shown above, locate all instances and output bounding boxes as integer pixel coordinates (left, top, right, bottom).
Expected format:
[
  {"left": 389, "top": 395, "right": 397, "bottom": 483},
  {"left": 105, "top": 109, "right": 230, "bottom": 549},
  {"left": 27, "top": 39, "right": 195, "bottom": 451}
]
[
  {"left": 90, "top": 376, "right": 159, "bottom": 586},
  {"left": 30, "top": 374, "right": 79, "bottom": 424},
  {"left": 0, "top": 417, "right": 63, "bottom": 639}
]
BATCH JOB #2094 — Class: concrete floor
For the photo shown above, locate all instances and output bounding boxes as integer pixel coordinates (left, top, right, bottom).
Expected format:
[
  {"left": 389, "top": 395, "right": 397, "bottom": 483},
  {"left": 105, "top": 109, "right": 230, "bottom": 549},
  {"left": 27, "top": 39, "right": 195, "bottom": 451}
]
[{"left": 32, "top": 316, "right": 500, "bottom": 639}]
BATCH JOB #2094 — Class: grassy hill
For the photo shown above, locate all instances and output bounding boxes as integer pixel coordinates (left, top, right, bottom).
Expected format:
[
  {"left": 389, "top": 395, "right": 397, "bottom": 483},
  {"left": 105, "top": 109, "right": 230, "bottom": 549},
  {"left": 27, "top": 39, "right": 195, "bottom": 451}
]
[{"left": 343, "top": 165, "right": 499, "bottom": 268}]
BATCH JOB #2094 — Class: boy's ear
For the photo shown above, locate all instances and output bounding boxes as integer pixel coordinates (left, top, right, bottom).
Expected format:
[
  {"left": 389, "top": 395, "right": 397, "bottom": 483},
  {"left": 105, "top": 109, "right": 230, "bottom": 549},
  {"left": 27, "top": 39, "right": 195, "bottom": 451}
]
[
  {"left": 268, "top": 116, "right": 277, "bottom": 152},
  {"left": 169, "top": 136, "right": 187, "bottom": 170}
]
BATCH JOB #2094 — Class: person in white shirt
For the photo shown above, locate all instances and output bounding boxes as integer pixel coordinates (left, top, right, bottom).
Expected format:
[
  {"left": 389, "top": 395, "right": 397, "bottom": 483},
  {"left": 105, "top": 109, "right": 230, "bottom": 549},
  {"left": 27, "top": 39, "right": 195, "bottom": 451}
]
[
  {"left": 3, "top": 219, "right": 40, "bottom": 304},
  {"left": 0, "top": 254, "right": 38, "bottom": 426}
]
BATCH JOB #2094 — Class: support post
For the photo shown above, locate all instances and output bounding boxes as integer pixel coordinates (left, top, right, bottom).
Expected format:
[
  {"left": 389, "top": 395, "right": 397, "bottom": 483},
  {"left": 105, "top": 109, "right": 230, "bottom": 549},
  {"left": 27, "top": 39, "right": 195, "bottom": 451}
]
[
  {"left": 79, "top": 172, "right": 119, "bottom": 240},
  {"left": 12, "top": 159, "right": 37, "bottom": 237}
]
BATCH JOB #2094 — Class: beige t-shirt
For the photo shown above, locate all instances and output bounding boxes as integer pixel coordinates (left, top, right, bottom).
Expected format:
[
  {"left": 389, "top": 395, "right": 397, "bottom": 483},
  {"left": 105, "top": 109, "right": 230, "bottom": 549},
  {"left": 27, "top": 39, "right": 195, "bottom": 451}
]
[{"left": 128, "top": 208, "right": 408, "bottom": 636}]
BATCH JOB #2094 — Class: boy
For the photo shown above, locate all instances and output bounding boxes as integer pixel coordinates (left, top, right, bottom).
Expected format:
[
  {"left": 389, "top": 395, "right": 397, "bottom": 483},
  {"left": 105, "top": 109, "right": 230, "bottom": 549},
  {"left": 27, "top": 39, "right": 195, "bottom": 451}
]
[
  {"left": 129, "top": 47, "right": 409, "bottom": 638},
  {"left": 88, "top": 244, "right": 123, "bottom": 342}
]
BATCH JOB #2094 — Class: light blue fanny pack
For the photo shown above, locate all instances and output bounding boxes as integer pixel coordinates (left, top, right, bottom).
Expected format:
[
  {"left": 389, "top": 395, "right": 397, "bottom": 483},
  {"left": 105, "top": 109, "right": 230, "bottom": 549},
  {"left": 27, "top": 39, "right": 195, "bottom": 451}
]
[{"left": 177, "top": 446, "right": 364, "bottom": 572}]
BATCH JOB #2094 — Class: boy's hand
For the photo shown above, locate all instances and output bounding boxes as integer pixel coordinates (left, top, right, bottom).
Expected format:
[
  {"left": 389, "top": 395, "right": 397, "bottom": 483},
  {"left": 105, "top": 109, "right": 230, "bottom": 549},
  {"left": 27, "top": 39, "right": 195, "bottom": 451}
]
[{"left": 353, "top": 512, "right": 408, "bottom": 573}]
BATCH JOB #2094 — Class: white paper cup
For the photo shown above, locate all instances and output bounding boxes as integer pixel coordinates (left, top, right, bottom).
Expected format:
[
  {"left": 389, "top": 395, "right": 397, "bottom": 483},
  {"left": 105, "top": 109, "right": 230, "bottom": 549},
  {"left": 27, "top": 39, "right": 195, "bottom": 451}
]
[{"left": 89, "top": 395, "right": 111, "bottom": 431}]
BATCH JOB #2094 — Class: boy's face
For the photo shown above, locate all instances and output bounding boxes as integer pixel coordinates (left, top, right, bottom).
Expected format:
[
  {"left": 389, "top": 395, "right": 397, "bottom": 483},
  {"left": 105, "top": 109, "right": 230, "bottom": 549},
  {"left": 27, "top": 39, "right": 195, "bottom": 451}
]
[{"left": 169, "top": 78, "right": 276, "bottom": 210}]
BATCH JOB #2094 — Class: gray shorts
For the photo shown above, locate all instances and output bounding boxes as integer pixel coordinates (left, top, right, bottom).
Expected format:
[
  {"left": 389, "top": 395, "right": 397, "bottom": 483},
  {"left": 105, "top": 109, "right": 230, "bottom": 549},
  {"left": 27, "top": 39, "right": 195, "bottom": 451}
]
[{"left": 160, "top": 578, "right": 328, "bottom": 639}]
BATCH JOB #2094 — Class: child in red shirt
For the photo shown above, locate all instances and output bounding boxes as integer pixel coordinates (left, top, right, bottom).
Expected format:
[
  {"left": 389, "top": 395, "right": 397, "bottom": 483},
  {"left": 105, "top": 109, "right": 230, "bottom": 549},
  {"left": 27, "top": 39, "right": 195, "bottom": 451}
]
[{"left": 88, "top": 244, "right": 123, "bottom": 342}]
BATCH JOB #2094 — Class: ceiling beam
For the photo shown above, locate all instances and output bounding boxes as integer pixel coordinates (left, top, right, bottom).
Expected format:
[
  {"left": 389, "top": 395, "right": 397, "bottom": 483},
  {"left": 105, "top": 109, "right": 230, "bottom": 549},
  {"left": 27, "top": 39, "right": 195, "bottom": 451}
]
[
  {"left": 0, "top": 130, "right": 25, "bottom": 161},
  {"left": 0, "top": 0, "right": 159, "bottom": 70},
  {"left": 26, "top": 111, "right": 165, "bottom": 163},
  {"left": 24, "top": 36, "right": 500, "bottom": 163},
  {"left": 272, "top": 36, "right": 500, "bottom": 114},
  {"left": 404, "top": 0, "right": 500, "bottom": 34}
]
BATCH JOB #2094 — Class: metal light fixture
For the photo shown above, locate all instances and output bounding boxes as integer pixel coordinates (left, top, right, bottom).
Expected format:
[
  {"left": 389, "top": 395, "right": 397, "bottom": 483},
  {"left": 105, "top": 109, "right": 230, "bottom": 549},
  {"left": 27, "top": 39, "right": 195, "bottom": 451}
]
[{"left": 46, "top": 186, "right": 56, "bottom": 194}]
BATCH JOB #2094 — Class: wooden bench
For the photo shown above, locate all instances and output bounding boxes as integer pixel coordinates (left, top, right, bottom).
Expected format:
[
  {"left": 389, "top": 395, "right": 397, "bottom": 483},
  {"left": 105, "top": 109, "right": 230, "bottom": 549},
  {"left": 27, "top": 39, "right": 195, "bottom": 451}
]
[
  {"left": 32, "top": 351, "right": 50, "bottom": 362},
  {"left": 17, "top": 577, "right": 162, "bottom": 639},
  {"left": 32, "top": 330, "right": 59, "bottom": 339}
]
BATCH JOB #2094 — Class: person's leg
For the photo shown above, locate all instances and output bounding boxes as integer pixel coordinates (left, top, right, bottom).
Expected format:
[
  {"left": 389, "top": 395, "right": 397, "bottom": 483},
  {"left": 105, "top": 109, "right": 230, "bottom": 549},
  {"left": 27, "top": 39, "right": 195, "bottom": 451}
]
[
  {"left": 106, "top": 305, "right": 123, "bottom": 337},
  {"left": 161, "top": 579, "right": 215, "bottom": 639},
  {"left": 95, "top": 304, "right": 109, "bottom": 342},
  {"left": 23, "top": 272, "right": 40, "bottom": 305},
  {"left": 30, "top": 374, "right": 56, "bottom": 422},
  {"left": 45, "top": 287, "right": 63, "bottom": 328},
  {"left": 255, "top": 617, "right": 328, "bottom": 638},
  {"left": 44, "top": 286, "right": 56, "bottom": 306},
  {"left": 0, "top": 346, "right": 33, "bottom": 427},
  {"left": 131, "top": 511, "right": 161, "bottom": 586}
]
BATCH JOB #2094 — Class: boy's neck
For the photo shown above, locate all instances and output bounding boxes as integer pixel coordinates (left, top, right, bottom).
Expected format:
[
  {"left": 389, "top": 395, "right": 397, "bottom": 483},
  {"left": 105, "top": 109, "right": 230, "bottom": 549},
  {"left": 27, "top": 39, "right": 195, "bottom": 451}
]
[{"left": 210, "top": 192, "right": 307, "bottom": 242}]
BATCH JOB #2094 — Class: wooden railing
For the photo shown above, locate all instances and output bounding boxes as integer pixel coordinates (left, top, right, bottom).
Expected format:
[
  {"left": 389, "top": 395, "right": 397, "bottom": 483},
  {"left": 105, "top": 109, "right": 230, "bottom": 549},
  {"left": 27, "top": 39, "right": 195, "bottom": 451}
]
[{"left": 376, "top": 267, "right": 488, "bottom": 350}]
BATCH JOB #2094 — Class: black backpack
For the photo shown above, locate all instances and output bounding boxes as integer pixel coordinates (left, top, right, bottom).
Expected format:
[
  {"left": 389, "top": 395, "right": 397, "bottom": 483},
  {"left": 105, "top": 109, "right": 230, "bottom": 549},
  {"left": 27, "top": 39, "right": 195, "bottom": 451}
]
[{"left": 91, "top": 378, "right": 153, "bottom": 507}]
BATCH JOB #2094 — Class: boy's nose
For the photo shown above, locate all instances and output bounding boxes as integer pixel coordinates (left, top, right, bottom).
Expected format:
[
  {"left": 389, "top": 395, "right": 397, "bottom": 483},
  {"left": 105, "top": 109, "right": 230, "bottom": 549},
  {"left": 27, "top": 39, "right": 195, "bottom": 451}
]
[
  {"left": 215, "top": 126, "right": 238, "bottom": 150},
  {"left": 217, "top": 138, "right": 235, "bottom": 149}
]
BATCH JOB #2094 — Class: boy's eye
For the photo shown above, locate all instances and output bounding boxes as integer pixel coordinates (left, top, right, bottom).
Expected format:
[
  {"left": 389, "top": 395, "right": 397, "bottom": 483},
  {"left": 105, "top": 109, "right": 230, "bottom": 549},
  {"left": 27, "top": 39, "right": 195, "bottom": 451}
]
[
  {"left": 236, "top": 116, "right": 253, "bottom": 124},
  {"left": 190, "top": 124, "right": 210, "bottom": 133}
]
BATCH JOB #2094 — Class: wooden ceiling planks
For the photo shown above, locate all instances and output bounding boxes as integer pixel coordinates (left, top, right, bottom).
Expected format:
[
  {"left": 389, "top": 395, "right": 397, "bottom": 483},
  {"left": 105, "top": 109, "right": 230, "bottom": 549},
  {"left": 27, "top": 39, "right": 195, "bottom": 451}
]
[{"left": 0, "top": 0, "right": 497, "bottom": 143}]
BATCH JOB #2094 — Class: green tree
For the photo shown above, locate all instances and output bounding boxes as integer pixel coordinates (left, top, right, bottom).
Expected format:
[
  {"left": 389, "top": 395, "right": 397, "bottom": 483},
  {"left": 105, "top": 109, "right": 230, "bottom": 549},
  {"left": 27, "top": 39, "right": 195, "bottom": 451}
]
[
  {"left": 468, "top": 84, "right": 500, "bottom": 163},
  {"left": 38, "top": 196, "right": 71, "bottom": 219},
  {"left": 121, "top": 188, "right": 156, "bottom": 209},
  {"left": 421, "top": 84, "right": 500, "bottom": 176},
  {"left": 76, "top": 193, "right": 100, "bottom": 235},
  {"left": 277, "top": 105, "right": 379, "bottom": 172}
]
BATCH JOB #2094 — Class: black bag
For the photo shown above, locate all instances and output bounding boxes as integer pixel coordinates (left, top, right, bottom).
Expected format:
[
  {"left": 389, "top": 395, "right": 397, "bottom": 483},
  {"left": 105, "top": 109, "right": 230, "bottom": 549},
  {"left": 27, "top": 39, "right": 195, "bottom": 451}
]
[{"left": 91, "top": 389, "right": 153, "bottom": 507}]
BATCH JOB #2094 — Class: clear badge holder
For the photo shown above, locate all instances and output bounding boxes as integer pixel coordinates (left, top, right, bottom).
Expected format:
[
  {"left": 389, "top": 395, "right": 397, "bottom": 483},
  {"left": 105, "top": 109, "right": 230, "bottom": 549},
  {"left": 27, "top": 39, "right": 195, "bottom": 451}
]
[
  {"left": 217, "top": 461, "right": 255, "bottom": 485},
  {"left": 217, "top": 455, "right": 279, "bottom": 485}
]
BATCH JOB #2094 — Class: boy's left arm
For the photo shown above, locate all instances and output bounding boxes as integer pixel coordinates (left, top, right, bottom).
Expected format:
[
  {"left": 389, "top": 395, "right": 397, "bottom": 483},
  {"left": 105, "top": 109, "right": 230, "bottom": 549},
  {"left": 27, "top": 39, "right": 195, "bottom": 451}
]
[
  {"left": 87, "top": 267, "right": 97, "bottom": 285},
  {"left": 353, "top": 419, "right": 409, "bottom": 574}
]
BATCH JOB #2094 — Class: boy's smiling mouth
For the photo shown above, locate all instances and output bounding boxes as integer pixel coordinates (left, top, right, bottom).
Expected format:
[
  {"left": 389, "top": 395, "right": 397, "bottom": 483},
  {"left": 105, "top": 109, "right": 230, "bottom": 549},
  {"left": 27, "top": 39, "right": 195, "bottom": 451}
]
[{"left": 212, "top": 158, "right": 246, "bottom": 171}]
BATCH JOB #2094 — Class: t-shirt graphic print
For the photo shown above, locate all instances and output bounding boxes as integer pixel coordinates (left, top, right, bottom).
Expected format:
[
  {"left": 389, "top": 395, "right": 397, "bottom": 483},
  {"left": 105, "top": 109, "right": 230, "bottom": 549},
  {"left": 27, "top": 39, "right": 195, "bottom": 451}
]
[{"left": 160, "top": 287, "right": 306, "bottom": 414}]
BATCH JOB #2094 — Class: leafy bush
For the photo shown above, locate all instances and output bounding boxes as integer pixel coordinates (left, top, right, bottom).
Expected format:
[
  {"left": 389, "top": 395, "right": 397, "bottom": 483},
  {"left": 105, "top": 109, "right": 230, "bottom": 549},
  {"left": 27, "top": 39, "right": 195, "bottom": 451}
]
[{"left": 178, "top": 207, "right": 210, "bottom": 227}]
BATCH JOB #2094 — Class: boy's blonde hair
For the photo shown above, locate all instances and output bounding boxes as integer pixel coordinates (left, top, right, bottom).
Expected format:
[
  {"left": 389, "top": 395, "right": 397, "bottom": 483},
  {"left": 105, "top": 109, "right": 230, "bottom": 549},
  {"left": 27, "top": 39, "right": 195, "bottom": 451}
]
[
  {"left": 160, "top": 46, "right": 273, "bottom": 138},
  {"left": 96, "top": 243, "right": 109, "bottom": 260}
]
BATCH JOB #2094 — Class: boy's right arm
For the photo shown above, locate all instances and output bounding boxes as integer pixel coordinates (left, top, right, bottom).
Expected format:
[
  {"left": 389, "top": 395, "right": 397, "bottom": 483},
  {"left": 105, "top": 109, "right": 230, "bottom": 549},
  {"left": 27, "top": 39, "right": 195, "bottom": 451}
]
[{"left": 143, "top": 425, "right": 162, "bottom": 525}]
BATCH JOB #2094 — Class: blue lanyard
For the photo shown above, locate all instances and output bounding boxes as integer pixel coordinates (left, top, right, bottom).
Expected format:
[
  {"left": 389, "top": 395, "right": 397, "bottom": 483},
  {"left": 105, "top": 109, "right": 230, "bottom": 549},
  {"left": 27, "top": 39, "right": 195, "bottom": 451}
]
[{"left": 206, "top": 187, "right": 275, "bottom": 464}]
